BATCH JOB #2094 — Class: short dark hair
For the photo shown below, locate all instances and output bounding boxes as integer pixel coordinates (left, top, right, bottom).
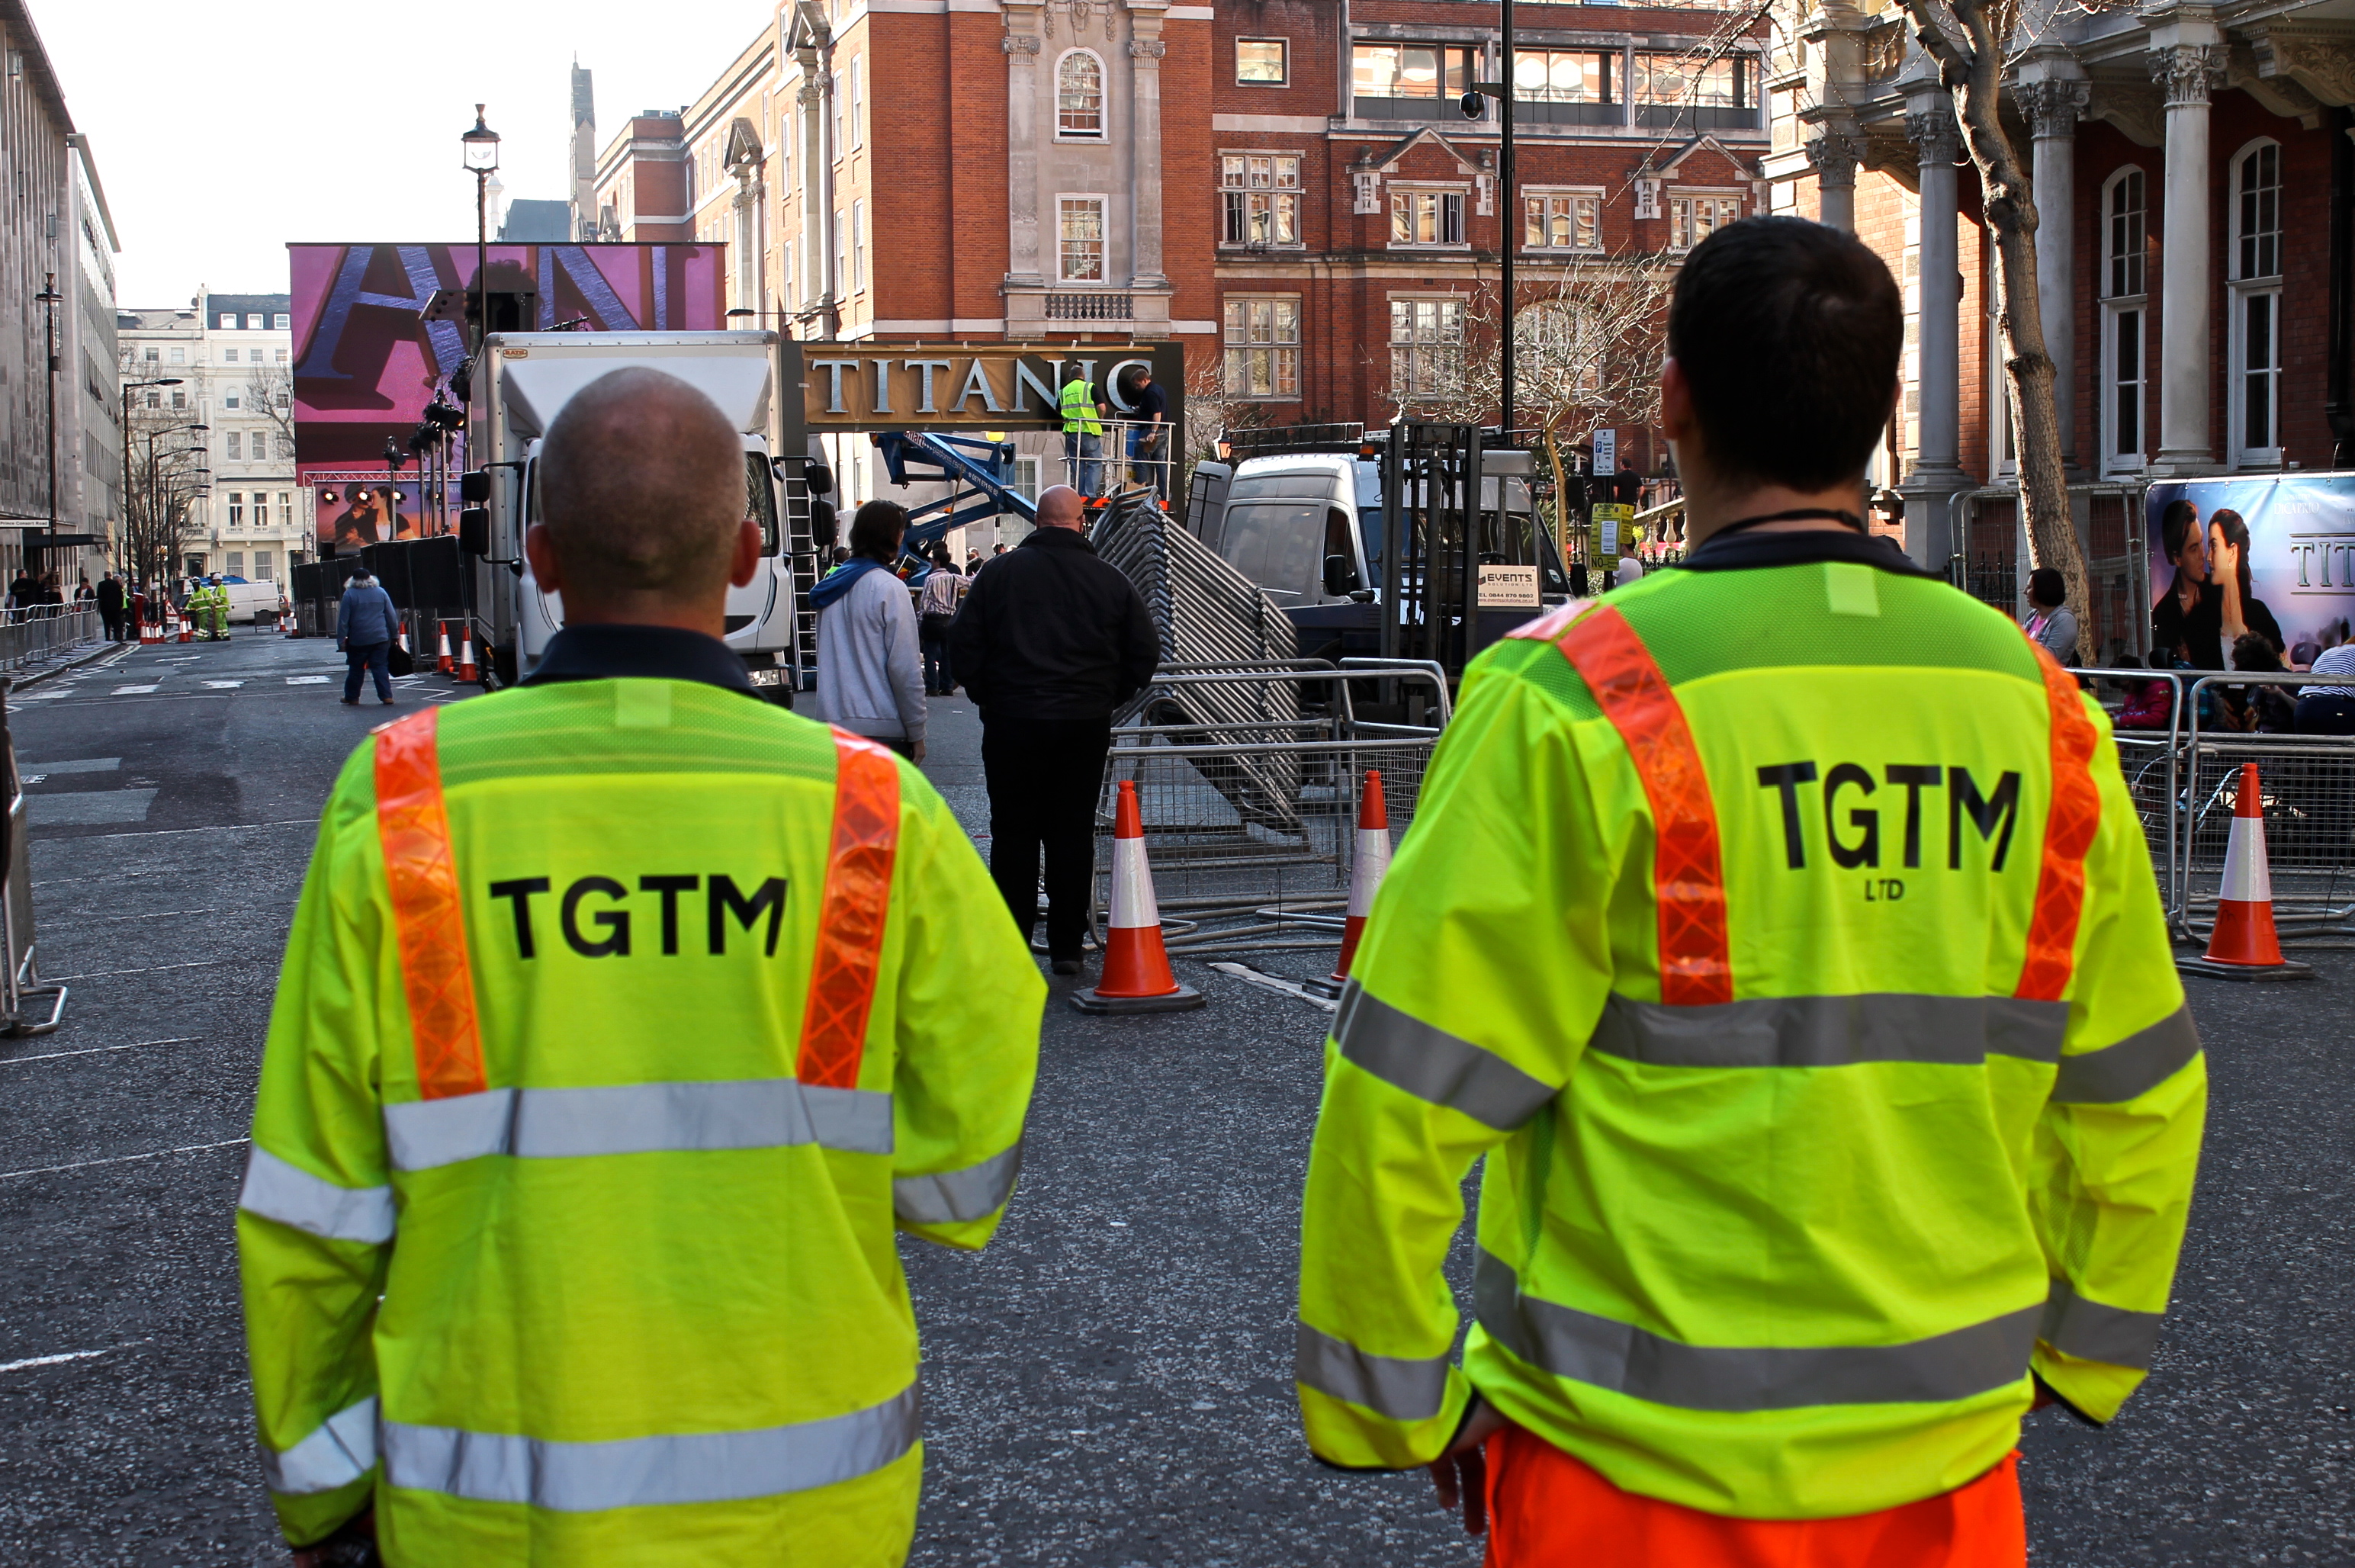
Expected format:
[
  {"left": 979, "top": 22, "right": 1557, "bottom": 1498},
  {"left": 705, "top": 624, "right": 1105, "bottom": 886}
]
[
  {"left": 849, "top": 500, "right": 908, "bottom": 564},
  {"left": 2028, "top": 567, "right": 2065, "bottom": 607},
  {"left": 1667, "top": 217, "right": 1902, "bottom": 491},
  {"left": 2159, "top": 499, "right": 2200, "bottom": 563}
]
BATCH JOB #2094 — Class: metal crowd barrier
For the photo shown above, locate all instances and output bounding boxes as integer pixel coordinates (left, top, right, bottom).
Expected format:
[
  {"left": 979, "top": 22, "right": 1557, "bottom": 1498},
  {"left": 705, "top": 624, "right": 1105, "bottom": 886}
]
[
  {"left": 1062, "top": 418, "right": 1175, "bottom": 501},
  {"left": 0, "top": 608, "right": 101, "bottom": 676},
  {"left": 0, "top": 678, "right": 66, "bottom": 1035},
  {"left": 2174, "top": 671, "right": 2355, "bottom": 943},
  {"left": 1091, "top": 661, "right": 1449, "bottom": 956}
]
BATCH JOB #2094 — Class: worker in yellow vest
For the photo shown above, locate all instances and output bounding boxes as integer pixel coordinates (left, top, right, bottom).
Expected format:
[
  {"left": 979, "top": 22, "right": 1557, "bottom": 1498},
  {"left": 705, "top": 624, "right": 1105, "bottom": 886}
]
[
  {"left": 239, "top": 366, "right": 1044, "bottom": 1566},
  {"left": 1058, "top": 370, "right": 1105, "bottom": 497},
  {"left": 1295, "top": 218, "right": 2204, "bottom": 1566}
]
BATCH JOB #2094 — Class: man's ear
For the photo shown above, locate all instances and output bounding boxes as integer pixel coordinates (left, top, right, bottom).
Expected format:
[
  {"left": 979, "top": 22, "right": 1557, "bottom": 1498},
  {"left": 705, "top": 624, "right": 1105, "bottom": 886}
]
[
  {"left": 524, "top": 522, "right": 564, "bottom": 593},
  {"left": 728, "top": 517, "right": 762, "bottom": 589}
]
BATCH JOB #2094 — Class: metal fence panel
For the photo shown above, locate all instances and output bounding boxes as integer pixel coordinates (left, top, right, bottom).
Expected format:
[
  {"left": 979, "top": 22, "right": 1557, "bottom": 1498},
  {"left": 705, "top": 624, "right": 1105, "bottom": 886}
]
[{"left": 2176, "top": 672, "right": 2355, "bottom": 942}]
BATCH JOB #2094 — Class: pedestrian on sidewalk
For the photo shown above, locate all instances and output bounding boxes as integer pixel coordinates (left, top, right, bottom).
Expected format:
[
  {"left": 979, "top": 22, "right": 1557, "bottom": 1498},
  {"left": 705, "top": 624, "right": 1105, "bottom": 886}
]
[
  {"left": 949, "top": 484, "right": 1159, "bottom": 974},
  {"left": 96, "top": 573, "right": 124, "bottom": 641},
  {"left": 1296, "top": 217, "right": 2204, "bottom": 1567},
  {"left": 2024, "top": 567, "right": 2079, "bottom": 665},
  {"left": 812, "top": 500, "right": 927, "bottom": 761},
  {"left": 237, "top": 365, "right": 1042, "bottom": 1568},
  {"left": 335, "top": 568, "right": 399, "bottom": 707},
  {"left": 918, "top": 548, "right": 962, "bottom": 696}
]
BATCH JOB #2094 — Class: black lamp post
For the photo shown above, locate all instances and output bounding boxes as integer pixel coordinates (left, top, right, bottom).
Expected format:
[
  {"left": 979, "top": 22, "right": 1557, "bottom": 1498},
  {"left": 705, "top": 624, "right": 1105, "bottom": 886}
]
[
  {"left": 461, "top": 106, "right": 502, "bottom": 351},
  {"left": 1463, "top": 7, "right": 1518, "bottom": 439},
  {"left": 35, "top": 275, "right": 62, "bottom": 554},
  {"left": 120, "top": 377, "right": 183, "bottom": 575}
]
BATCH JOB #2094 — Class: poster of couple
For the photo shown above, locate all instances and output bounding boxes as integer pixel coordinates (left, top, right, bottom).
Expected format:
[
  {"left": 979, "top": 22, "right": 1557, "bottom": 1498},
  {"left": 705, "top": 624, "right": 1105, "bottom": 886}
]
[
  {"left": 313, "top": 479, "right": 422, "bottom": 552},
  {"left": 2146, "top": 474, "right": 2355, "bottom": 670}
]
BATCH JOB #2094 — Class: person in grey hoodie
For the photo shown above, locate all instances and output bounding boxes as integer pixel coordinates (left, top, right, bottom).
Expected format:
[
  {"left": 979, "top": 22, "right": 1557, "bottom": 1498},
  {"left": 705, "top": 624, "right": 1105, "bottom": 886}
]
[
  {"left": 811, "top": 500, "right": 927, "bottom": 760},
  {"left": 336, "top": 568, "right": 401, "bottom": 706}
]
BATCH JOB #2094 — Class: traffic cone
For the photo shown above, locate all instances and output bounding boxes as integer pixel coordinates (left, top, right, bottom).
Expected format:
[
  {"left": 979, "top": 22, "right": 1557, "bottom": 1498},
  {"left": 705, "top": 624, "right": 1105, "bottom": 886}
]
[
  {"left": 457, "top": 625, "right": 477, "bottom": 683},
  {"left": 2180, "top": 763, "right": 2314, "bottom": 981},
  {"left": 1071, "top": 779, "right": 1203, "bottom": 1014},
  {"left": 1331, "top": 770, "right": 1393, "bottom": 984},
  {"left": 175, "top": 608, "right": 191, "bottom": 643},
  {"left": 435, "top": 622, "right": 454, "bottom": 673}
]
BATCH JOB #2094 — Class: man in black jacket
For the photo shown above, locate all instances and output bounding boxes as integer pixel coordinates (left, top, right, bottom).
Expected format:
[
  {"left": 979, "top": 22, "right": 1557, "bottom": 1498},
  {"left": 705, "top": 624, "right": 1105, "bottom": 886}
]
[
  {"left": 97, "top": 574, "right": 125, "bottom": 641},
  {"left": 950, "top": 485, "right": 1160, "bottom": 973}
]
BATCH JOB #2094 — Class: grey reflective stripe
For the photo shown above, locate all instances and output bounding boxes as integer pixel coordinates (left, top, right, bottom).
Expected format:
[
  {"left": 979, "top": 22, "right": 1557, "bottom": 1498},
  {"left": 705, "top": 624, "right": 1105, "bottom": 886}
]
[
  {"left": 238, "top": 1146, "right": 396, "bottom": 1245},
  {"left": 259, "top": 1396, "right": 378, "bottom": 1496},
  {"left": 1333, "top": 981, "right": 1556, "bottom": 1131},
  {"left": 381, "top": 1383, "right": 918, "bottom": 1510},
  {"left": 1475, "top": 1252, "right": 2039, "bottom": 1412},
  {"left": 382, "top": 1080, "right": 894, "bottom": 1171},
  {"left": 1589, "top": 993, "right": 2067, "bottom": 1070},
  {"left": 2052, "top": 1007, "right": 2202, "bottom": 1104},
  {"left": 895, "top": 1140, "right": 1022, "bottom": 1225},
  {"left": 1295, "top": 1322, "right": 1452, "bottom": 1422},
  {"left": 2040, "top": 1277, "right": 2165, "bottom": 1370}
]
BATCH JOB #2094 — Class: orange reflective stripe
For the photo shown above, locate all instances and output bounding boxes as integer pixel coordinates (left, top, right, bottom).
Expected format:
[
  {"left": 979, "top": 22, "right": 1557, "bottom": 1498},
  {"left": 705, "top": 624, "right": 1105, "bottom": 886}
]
[
  {"left": 1554, "top": 606, "right": 1733, "bottom": 1007},
  {"left": 796, "top": 729, "right": 902, "bottom": 1091},
  {"left": 373, "top": 708, "right": 487, "bottom": 1100},
  {"left": 2014, "top": 639, "right": 2103, "bottom": 1002}
]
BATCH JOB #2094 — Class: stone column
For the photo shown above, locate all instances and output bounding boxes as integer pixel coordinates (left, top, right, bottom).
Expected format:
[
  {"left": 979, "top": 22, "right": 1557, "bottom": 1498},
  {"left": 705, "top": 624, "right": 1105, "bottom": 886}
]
[
  {"left": 2019, "top": 77, "right": 2089, "bottom": 474},
  {"left": 2153, "top": 42, "right": 2222, "bottom": 474},
  {"left": 1004, "top": 7, "right": 1046, "bottom": 288},
  {"left": 1129, "top": 26, "right": 1169, "bottom": 291},
  {"left": 795, "top": 58, "right": 827, "bottom": 329},
  {"left": 1903, "top": 92, "right": 1968, "bottom": 567},
  {"left": 1804, "top": 129, "right": 1861, "bottom": 233}
]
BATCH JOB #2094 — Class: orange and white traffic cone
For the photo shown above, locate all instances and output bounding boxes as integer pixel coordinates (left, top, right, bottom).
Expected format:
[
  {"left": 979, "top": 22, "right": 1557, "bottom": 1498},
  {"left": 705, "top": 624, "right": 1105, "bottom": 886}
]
[
  {"left": 175, "top": 608, "right": 191, "bottom": 643},
  {"left": 1071, "top": 779, "right": 1203, "bottom": 1014},
  {"left": 2180, "top": 763, "right": 2314, "bottom": 980},
  {"left": 1331, "top": 770, "right": 1393, "bottom": 985},
  {"left": 435, "top": 622, "right": 454, "bottom": 673},
  {"left": 457, "top": 625, "right": 477, "bottom": 683}
]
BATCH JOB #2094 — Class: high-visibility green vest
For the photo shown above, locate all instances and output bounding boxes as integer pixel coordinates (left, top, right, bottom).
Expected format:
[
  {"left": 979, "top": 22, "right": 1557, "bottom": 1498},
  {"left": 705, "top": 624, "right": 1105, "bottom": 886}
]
[
  {"left": 1059, "top": 378, "right": 1101, "bottom": 436},
  {"left": 1296, "top": 545, "right": 2205, "bottom": 1519},
  {"left": 239, "top": 683, "right": 1043, "bottom": 1562}
]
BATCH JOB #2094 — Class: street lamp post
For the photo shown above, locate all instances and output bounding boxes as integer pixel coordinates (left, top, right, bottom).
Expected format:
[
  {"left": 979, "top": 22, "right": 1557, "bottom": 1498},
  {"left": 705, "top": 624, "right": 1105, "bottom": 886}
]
[
  {"left": 35, "top": 275, "right": 62, "bottom": 567},
  {"left": 120, "top": 377, "right": 183, "bottom": 576},
  {"left": 461, "top": 106, "right": 503, "bottom": 352}
]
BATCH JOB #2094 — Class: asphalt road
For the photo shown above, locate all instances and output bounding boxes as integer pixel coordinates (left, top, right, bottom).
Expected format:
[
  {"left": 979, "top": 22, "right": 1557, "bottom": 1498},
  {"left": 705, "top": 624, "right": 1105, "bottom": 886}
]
[{"left": 0, "top": 632, "right": 2345, "bottom": 1565}]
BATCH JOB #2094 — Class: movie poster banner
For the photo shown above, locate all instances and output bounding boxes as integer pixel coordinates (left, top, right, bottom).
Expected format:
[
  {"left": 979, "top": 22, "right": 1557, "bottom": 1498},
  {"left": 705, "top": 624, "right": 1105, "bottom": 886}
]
[
  {"left": 287, "top": 241, "right": 728, "bottom": 480},
  {"left": 310, "top": 475, "right": 426, "bottom": 554},
  {"left": 2147, "top": 475, "right": 2355, "bottom": 662}
]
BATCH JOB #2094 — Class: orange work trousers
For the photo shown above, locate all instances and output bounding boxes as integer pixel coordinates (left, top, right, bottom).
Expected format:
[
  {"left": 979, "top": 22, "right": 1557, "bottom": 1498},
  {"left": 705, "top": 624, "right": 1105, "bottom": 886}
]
[{"left": 1481, "top": 1425, "right": 2027, "bottom": 1568}]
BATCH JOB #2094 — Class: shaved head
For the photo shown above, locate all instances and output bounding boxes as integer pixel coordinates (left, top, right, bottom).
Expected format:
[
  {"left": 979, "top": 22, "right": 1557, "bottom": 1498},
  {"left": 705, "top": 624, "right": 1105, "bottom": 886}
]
[
  {"left": 1036, "top": 484, "right": 1083, "bottom": 530},
  {"left": 539, "top": 367, "right": 747, "bottom": 600}
]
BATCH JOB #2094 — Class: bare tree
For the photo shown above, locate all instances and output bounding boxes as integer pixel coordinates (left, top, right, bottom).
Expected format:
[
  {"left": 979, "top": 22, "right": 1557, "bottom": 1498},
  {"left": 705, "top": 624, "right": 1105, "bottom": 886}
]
[
  {"left": 245, "top": 362, "right": 297, "bottom": 458},
  {"left": 1904, "top": 0, "right": 2090, "bottom": 661},
  {"left": 117, "top": 359, "right": 209, "bottom": 592}
]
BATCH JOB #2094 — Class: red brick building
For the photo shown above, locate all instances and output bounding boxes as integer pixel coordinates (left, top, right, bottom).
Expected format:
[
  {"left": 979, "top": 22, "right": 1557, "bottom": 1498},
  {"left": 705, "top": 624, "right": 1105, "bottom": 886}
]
[{"left": 589, "top": 0, "right": 1763, "bottom": 502}]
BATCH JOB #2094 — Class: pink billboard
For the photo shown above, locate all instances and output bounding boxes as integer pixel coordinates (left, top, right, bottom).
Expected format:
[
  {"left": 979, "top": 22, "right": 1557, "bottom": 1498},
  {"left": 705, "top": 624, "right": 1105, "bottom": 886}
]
[{"left": 286, "top": 243, "right": 728, "bottom": 474}]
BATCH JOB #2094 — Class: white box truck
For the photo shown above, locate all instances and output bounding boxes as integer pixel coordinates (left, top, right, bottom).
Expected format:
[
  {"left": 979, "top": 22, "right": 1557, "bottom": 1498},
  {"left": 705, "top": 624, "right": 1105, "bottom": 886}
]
[{"left": 461, "top": 331, "right": 798, "bottom": 699}]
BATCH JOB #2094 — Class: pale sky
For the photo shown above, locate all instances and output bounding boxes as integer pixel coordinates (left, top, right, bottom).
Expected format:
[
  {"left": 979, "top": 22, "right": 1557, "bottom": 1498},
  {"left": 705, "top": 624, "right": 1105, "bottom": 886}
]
[{"left": 36, "top": 0, "right": 777, "bottom": 309}]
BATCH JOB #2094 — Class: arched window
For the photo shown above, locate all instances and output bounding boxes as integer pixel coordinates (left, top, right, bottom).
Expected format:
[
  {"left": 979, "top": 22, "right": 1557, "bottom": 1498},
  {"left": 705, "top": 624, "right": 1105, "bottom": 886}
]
[
  {"left": 2231, "top": 140, "right": 2283, "bottom": 464},
  {"left": 2100, "top": 168, "right": 2147, "bottom": 473},
  {"left": 1058, "top": 51, "right": 1105, "bottom": 137}
]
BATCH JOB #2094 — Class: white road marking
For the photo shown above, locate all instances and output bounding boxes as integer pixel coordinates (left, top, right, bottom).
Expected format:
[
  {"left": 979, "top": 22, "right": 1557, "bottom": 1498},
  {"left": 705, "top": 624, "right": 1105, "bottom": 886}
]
[
  {"left": 44, "top": 959, "right": 224, "bottom": 982},
  {"left": 0, "top": 1036, "right": 198, "bottom": 1066},
  {"left": 21, "top": 758, "right": 120, "bottom": 774},
  {"left": 0, "top": 1348, "right": 113, "bottom": 1374},
  {"left": 109, "top": 685, "right": 159, "bottom": 696},
  {"left": 285, "top": 676, "right": 331, "bottom": 686},
  {"left": 201, "top": 680, "right": 244, "bottom": 689},
  {"left": 0, "top": 1136, "right": 248, "bottom": 1181}
]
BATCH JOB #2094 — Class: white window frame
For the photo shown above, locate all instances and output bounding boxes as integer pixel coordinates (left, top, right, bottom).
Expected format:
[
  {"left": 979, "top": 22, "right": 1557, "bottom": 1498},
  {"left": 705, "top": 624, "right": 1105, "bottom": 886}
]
[
  {"left": 1222, "top": 294, "right": 1303, "bottom": 400},
  {"left": 1387, "top": 183, "right": 1469, "bottom": 251},
  {"left": 1667, "top": 189, "right": 1743, "bottom": 252},
  {"left": 1521, "top": 186, "right": 1604, "bottom": 254},
  {"left": 1219, "top": 151, "right": 1303, "bottom": 249},
  {"left": 1235, "top": 38, "right": 1289, "bottom": 85},
  {"left": 1058, "top": 194, "right": 1109, "bottom": 281},
  {"left": 227, "top": 493, "right": 244, "bottom": 528},
  {"left": 2100, "top": 166, "right": 2148, "bottom": 474},
  {"left": 1388, "top": 294, "right": 1467, "bottom": 400},
  {"left": 849, "top": 56, "right": 864, "bottom": 151},
  {"left": 852, "top": 199, "right": 867, "bottom": 294},
  {"left": 1056, "top": 50, "right": 1107, "bottom": 140},
  {"left": 2228, "top": 139, "right": 2283, "bottom": 469}
]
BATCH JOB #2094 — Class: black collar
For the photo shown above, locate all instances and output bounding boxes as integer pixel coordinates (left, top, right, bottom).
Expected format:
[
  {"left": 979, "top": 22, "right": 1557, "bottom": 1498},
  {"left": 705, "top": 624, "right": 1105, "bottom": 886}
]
[
  {"left": 520, "top": 624, "right": 757, "bottom": 694},
  {"left": 1680, "top": 525, "right": 1936, "bottom": 577},
  {"left": 1019, "top": 526, "right": 1095, "bottom": 554}
]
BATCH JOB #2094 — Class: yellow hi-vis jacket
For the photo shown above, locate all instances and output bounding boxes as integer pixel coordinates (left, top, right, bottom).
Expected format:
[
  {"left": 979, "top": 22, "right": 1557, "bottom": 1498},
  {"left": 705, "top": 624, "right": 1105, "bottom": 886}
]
[
  {"left": 1059, "top": 378, "right": 1102, "bottom": 437},
  {"left": 238, "top": 681, "right": 1044, "bottom": 1564},
  {"left": 1296, "top": 544, "right": 2206, "bottom": 1519}
]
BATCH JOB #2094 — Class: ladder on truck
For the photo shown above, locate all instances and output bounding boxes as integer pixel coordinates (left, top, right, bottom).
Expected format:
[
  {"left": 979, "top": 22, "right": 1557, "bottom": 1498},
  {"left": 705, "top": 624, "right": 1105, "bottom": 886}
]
[{"left": 775, "top": 455, "right": 822, "bottom": 689}]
